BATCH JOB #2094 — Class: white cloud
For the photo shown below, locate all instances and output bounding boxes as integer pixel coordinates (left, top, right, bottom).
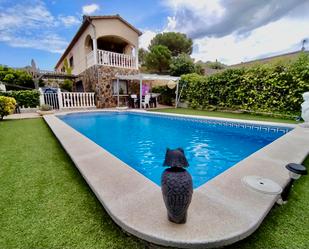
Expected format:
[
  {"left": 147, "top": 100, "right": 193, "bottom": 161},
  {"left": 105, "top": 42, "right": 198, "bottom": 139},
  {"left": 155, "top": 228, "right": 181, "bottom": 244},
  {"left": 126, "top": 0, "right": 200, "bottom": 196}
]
[
  {"left": 0, "top": 0, "right": 72, "bottom": 53},
  {"left": 191, "top": 18, "right": 309, "bottom": 65},
  {"left": 0, "top": 1, "right": 55, "bottom": 30},
  {"left": 162, "top": 0, "right": 309, "bottom": 65},
  {"left": 163, "top": 0, "right": 309, "bottom": 39},
  {"left": 4, "top": 33, "right": 67, "bottom": 53},
  {"left": 139, "top": 30, "right": 157, "bottom": 50},
  {"left": 82, "top": 4, "right": 100, "bottom": 15},
  {"left": 163, "top": 0, "right": 225, "bottom": 36},
  {"left": 59, "top": 15, "right": 80, "bottom": 27}
]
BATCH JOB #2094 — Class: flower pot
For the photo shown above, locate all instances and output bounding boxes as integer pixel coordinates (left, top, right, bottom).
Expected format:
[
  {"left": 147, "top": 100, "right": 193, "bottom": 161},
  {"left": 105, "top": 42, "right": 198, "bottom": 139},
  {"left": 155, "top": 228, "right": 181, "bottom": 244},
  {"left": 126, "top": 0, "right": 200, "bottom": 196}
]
[{"left": 161, "top": 167, "right": 193, "bottom": 224}]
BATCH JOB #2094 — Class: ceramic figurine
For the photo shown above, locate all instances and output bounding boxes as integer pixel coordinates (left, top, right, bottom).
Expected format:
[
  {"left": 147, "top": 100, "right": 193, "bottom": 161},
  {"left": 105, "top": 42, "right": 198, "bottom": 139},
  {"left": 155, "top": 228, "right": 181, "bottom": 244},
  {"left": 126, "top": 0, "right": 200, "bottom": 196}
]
[{"left": 161, "top": 148, "right": 193, "bottom": 224}]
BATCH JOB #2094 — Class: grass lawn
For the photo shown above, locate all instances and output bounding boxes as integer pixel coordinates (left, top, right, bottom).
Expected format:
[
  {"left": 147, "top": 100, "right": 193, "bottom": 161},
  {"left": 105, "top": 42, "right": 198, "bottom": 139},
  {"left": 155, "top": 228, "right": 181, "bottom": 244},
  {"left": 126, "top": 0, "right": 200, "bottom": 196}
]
[
  {"left": 150, "top": 108, "right": 300, "bottom": 124},
  {"left": 0, "top": 118, "right": 308, "bottom": 249}
]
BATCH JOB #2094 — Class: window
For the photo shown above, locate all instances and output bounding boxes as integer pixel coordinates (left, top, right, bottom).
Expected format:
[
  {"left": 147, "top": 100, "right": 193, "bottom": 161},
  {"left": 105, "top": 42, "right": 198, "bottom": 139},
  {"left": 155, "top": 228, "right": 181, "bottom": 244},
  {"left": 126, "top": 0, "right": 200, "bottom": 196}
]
[
  {"left": 61, "top": 66, "right": 65, "bottom": 72},
  {"left": 69, "top": 56, "right": 74, "bottom": 67},
  {"left": 113, "top": 80, "right": 128, "bottom": 95}
]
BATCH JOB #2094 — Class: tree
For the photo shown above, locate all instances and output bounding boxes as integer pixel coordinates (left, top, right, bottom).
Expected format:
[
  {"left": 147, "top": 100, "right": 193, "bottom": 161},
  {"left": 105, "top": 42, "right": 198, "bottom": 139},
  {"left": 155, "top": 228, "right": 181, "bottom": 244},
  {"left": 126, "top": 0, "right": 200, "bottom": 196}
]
[
  {"left": 145, "top": 45, "right": 172, "bottom": 73},
  {"left": 170, "top": 54, "right": 205, "bottom": 76},
  {"left": 170, "top": 54, "right": 196, "bottom": 76},
  {"left": 205, "top": 61, "right": 226, "bottom": 69},
  {"left": 60, "top": 79, "right": 73, "bottom": 92},
  {"left": 149, "top": 32, "right": 193, "bottom": 56},
  {"left": 138, "top": 48, "right": 148, "bottom": 66},
  {"left": 194, "top": 62, "right": 205, "bottom": 75},
  {"left": 0, "top": 66, "right": 34, "bottom": 89},
  {"left": 63, "top": 58, "right": 72, "bottom": 75}
]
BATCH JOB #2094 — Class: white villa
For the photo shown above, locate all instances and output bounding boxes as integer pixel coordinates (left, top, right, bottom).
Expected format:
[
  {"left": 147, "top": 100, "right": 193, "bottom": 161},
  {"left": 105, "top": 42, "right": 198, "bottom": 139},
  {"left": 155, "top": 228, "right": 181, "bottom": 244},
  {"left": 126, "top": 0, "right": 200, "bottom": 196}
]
[{"left": 55, "top": 15, "right": 142, "bottom": 108}]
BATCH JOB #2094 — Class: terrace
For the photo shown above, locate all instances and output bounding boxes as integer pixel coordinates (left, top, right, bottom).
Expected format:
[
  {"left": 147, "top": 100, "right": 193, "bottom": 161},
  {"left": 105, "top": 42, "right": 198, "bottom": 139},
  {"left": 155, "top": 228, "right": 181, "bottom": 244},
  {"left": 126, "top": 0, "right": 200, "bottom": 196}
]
[
  {"left": 85, "top": 35, "right": 137, "bottom": 69},
  {"left": 1, "top": 10, "right": 309, "bottom": 249},
  {"left": 0, "top": 114, "right": 308, "bottom": 249}
]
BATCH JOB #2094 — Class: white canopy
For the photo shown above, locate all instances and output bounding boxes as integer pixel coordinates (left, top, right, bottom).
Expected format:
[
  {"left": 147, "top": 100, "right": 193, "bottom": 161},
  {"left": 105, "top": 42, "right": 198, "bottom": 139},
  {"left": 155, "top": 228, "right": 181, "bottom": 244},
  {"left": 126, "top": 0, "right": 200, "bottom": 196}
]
[{"left": 115, "top": 73, "right": 180, "bottom": 109}]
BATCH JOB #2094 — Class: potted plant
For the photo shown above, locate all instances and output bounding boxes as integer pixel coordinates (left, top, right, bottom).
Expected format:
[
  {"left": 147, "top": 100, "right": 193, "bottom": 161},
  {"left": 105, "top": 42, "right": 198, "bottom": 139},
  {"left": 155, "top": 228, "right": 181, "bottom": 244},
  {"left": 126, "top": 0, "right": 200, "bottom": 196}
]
[{"left": 37, "top": 104, "right": 55, "bottom": 115}]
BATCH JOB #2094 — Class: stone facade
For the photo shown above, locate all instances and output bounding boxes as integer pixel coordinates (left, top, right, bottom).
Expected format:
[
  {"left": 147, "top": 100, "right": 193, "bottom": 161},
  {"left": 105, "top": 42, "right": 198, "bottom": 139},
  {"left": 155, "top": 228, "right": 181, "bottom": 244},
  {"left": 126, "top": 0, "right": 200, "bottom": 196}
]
[{"left": 76, "top": 65, "right": 139, "bottom": 108}]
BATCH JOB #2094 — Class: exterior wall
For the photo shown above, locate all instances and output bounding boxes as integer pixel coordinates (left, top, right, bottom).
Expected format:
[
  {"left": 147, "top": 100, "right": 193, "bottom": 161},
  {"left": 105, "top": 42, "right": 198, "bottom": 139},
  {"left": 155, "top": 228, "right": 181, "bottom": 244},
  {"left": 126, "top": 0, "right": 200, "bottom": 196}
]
[
  {"left": 93, "top": 19, "right": 139, "bottom": 49},
  {"left": 56, "top": 25, "right": 93, "bottom": 75},
  {"left": 56, "top": 19, "right": 139, "bottom": 76},
  {"left": 78, "top": 65, "right": 138, "bottom": 108}
]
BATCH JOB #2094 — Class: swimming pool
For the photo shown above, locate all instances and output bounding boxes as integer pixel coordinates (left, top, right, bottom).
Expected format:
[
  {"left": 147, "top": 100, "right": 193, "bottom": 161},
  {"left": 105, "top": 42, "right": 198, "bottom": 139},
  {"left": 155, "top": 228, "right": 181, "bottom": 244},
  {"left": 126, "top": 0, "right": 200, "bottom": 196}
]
[{"left": 59, "top": 111, "right": 291, "bottom": 188}]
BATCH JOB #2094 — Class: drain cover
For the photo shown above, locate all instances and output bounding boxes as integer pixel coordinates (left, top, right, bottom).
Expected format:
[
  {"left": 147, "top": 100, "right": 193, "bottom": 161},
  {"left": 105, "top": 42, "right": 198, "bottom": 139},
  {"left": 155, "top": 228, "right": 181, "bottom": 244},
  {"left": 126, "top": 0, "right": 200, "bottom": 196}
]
[{"left": 242, "top": 176, "right": 282, "bottom": 195}]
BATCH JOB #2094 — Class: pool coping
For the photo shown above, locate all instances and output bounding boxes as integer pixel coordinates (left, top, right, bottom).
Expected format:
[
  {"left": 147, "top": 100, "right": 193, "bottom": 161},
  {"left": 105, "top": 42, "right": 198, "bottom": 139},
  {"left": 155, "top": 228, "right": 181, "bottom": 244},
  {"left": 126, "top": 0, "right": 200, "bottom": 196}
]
[{"left": 44, "top": 110, "right": 309, "bottom": 248}]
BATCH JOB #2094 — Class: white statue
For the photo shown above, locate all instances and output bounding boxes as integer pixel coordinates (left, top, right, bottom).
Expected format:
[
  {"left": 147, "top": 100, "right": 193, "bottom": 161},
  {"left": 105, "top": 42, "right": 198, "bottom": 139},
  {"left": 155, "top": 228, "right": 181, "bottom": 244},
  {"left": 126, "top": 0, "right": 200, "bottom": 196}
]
[{"left": 301, "top": 92, "right": 309, "bottom": 123}]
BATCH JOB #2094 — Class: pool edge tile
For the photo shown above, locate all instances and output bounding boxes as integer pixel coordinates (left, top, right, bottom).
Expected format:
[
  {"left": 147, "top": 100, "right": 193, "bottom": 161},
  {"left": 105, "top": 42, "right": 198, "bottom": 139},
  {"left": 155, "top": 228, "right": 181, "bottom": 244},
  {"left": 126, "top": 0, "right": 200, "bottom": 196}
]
[{"left": 43, "top": 112, "right": 309, "bottom": 249}]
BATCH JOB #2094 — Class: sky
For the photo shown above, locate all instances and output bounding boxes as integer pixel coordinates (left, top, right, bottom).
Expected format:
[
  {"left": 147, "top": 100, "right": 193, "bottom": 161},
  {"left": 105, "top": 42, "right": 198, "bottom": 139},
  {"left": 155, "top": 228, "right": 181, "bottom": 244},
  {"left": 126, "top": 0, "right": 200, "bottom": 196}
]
[{"left": 0, "top": 0, "right": 308, "bottom": 70}]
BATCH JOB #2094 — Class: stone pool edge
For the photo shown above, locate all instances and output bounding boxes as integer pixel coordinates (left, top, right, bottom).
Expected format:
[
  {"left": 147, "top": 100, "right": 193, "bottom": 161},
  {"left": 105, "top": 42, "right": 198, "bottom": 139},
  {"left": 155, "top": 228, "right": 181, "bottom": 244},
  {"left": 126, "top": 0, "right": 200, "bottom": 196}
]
[{"left": 44, "top": 111, "right": 309, "bottom": 248}]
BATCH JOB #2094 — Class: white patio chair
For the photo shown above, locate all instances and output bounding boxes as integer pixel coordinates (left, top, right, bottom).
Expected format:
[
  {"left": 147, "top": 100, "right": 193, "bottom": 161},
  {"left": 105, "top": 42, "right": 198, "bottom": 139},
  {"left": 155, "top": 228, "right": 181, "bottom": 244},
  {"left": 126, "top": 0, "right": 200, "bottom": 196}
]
[{"left": 141, "top": 94, "right": 151, "bottom": 108}]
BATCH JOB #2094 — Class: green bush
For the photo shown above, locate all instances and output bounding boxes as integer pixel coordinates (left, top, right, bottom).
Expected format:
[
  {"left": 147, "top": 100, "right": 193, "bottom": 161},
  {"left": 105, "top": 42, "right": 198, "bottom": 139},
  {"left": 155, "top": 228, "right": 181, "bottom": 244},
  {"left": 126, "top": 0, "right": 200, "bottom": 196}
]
[
  {"left": 0, "top": 65, "right": 34, "bottom": 89},
  {"left": 180, "top": 53, "right": 309, "bottom": 115},
  {"left": 0, "top": 96, "right": 16, "bottom": 120},
  {"left": 152, "top": 86, "right": 176, "bottom": 106},
  {"left": 0, "top": 90, "right": 40, "bottom": 108},
  {"left": 39, "top": 104, "right": 52, "bottom": 111},
  {"left": 60, "top": 79, "right": 73, "bottom": 92}
]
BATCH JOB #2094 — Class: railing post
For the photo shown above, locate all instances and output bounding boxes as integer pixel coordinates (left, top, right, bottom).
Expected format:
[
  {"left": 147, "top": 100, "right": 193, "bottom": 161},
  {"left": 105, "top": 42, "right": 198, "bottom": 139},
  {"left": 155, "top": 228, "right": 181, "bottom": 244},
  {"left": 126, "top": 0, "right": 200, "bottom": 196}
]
[
  {"left": 135, "top": 44, "right": 139, "bottom": 69},
  {"left": 38, "top": 88, "right": 44, "bottom": 106},
  {"left": 57, "top": 88, "right": 63, "bottom": 110}
]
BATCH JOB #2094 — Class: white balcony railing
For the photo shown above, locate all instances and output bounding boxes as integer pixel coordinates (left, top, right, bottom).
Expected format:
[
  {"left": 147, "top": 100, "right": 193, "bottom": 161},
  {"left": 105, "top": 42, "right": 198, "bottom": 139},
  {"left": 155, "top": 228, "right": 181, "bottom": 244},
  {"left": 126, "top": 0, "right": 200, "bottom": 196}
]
[{"left": 86, "top": 49, "right": 137, "bottom": 69}]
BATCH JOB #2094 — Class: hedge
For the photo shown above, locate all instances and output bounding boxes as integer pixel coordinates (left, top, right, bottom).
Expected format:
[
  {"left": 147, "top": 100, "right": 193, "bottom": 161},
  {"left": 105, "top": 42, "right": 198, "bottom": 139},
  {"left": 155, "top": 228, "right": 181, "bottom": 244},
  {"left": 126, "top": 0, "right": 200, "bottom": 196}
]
[
  {"left": 180, "top": 53, "right": 309, "bottom": 115},
  {"left": 0, "top": 90, "right": 40, "bottom": 108}
]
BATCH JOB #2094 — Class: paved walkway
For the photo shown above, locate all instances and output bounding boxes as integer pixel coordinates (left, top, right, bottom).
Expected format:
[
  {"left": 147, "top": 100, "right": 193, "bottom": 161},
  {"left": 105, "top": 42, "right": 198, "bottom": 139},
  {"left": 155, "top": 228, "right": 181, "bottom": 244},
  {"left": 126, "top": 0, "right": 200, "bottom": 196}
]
[
  {"left": 5, "top": 112, "right": 41, "bottom": 120},
  {"left": 4, "top": 106, "right": 173, "bottom": 120}
]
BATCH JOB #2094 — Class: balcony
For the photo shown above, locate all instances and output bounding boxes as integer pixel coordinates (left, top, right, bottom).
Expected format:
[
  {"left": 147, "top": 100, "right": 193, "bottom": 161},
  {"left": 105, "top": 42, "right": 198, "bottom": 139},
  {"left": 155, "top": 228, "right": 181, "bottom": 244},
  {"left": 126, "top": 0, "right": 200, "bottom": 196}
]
[{"left": 86, "top": 49, "right": 137, "bottom": 69}]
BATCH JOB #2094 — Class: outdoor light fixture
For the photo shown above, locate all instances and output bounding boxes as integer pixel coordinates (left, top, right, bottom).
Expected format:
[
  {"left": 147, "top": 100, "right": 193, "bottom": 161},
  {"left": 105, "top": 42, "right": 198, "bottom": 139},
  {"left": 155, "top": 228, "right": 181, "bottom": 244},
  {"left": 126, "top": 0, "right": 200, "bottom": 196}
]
[{"left": 281, "top": 163, "right": 307, "bottom": 201}]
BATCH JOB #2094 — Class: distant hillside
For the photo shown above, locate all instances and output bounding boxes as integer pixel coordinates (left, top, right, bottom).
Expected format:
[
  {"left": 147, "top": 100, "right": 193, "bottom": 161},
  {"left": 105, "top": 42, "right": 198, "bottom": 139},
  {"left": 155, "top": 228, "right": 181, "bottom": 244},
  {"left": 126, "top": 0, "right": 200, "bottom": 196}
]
[{"left": 229, "top": 50, "right": 309, "bottom": 68}]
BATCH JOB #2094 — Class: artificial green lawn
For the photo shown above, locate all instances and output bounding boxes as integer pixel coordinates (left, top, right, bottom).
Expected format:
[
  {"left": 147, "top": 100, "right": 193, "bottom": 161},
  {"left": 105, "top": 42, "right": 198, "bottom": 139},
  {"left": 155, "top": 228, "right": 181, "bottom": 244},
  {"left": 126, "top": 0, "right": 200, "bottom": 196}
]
[
  {"left": 150, "top": 108, "right": 300, "bottom": 124},
  {"left": 0, "top": 118, "right": 308, "bottom": 249}
]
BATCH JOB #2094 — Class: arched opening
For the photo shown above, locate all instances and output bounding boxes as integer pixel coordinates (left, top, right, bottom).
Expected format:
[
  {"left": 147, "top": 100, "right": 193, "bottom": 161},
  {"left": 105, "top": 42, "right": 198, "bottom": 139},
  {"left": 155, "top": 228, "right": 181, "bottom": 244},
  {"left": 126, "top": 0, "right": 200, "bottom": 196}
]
[
  {"left": 97, "top": 36, "right": 131, "bottom": 54},
  {"left": 85, "top": 35, "right": 93, "bottom": 54}
]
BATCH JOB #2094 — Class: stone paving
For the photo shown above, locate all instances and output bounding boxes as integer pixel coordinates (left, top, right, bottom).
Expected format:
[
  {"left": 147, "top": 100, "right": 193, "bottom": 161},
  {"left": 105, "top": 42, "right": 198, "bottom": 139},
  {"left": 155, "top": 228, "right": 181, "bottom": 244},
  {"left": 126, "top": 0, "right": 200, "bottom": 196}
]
[{"left": 43, "top": 110, "right": 309, "bottom": 248}]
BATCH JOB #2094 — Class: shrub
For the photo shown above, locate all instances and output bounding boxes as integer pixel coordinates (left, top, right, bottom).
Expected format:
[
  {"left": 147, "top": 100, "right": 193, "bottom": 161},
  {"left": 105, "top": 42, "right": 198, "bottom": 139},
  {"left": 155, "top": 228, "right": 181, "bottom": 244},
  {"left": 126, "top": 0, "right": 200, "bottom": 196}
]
[
  {"left": 39, "top": 104, "right": 52, "bottom": 111},
  {"left": 60, "top": 79, "right": 73, "bottom": 92},
  {"left": 0, "top": 90, "right": 40, "bottom": 108},
  {"left": 180, "top": 53, "right": 309, "bottom": 115},
  {"left": 152, "top": 86, "right": 176, "bottom": 106},
  {"left": 0, "top": 96, "right": 16, "bottom": 120},
  {"left": 0, "top": 65, "right": 34, "bottom": 89}
]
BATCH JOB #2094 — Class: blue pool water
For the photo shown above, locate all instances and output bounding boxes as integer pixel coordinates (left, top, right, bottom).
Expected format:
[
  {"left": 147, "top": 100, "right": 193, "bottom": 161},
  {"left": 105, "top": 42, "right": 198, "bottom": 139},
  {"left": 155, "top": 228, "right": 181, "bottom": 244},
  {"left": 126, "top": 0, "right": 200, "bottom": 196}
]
[{"left": 59, "top": 112, "right": 291, "bottom": 188}]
